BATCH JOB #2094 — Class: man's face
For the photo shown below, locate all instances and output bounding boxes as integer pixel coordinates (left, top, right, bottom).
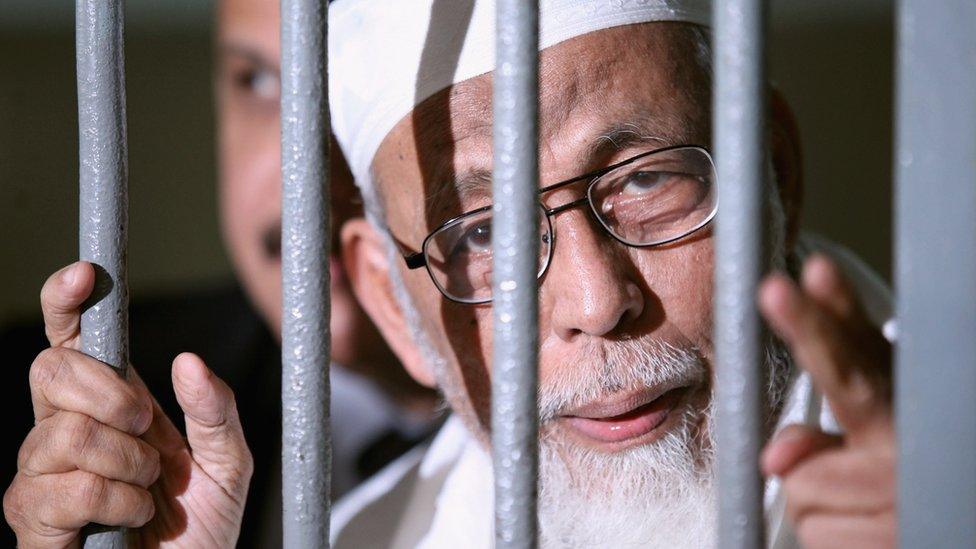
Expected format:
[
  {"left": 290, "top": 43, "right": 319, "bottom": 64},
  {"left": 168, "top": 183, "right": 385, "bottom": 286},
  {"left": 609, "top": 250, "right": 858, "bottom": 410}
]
[
  {"left": 374, "top": 24, "right": 717, "bottom": 449},
  {"left": 362, "top": 23, "right": 792, "bottom": 544},
  {"left": 214, "top": 0, "right": 384, "bottom": 367}
]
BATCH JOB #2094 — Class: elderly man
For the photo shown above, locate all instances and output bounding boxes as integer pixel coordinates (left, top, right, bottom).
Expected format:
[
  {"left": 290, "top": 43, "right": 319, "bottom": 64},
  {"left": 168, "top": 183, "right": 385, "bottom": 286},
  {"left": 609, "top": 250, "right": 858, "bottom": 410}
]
[{"left": 3, "top": 0, "right": 896, "bottom": 547}]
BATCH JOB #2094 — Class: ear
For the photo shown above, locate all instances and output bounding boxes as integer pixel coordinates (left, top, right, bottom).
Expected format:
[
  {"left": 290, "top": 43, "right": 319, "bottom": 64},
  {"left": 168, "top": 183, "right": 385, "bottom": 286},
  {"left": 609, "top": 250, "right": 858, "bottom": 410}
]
[
  {"left": 340, "top": 218, "right": 438, "bottom": 388},
  {"left": 769, "top": 87, "right": 804, "bottom": 254}
]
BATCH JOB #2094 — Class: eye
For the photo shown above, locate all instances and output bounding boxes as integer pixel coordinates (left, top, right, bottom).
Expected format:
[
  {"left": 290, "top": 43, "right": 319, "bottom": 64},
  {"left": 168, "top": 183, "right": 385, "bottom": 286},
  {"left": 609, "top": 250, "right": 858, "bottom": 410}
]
[
  {"left": 451, "top": 222, "right": 492, "bottom": 257},
  {"left": 233, "top": 66, "right": 280, "bottom": 101},
  {"left": 620, "top": 170, "right": 672, "bottom": 195}
]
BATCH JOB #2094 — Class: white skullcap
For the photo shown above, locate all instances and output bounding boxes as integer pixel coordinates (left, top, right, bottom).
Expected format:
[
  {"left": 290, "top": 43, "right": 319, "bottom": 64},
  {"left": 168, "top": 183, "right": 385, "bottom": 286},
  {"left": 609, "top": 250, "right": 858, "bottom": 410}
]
[{"left": 328, "top": 0, "right": 711, "bottom": 191}]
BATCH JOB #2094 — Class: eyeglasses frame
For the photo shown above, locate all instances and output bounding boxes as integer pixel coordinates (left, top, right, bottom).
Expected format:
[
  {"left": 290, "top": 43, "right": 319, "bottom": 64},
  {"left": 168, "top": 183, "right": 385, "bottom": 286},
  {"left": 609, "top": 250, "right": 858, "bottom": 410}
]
[{"left": 401, "top": 144, "right": 718, "bottom": 304}]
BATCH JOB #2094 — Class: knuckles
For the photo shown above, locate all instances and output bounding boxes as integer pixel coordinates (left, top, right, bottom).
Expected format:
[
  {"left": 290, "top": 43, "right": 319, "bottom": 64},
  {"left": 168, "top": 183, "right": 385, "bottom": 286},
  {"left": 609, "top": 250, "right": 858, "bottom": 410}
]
[
  {"left": 2, "top": 477, "right": 27, "bottom": 529},
  {"left": 29, "top": 347, "right": 153, "bottom": 435},
  {"left": 125, "top": 442, "right": 162, "bottom": 488},
  {"left": 29, "top": 347, "right": 71, "bottom": 397},
  {"left": 102, "top": 383, "right": 153, "bottom": 436},
  {"left": 65, "top": 413, "right": 101, "bottom": 462},
  {"left": 17, "top": 411, "right": 162, "bottom": 489},
  {"left": 72, "top": 471, "right": 109, "bottom": 511}
]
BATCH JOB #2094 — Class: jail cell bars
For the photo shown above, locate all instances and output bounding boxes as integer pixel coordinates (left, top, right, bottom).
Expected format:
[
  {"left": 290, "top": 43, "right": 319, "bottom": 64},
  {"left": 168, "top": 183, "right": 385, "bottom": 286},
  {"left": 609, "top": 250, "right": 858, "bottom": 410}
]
[
  {"left": 280, "top": 0, "right": 332, "bottom": 547},
  {"left": 76, "top": 0, "right": 130, "bottom": 547},
  {"left": 894, "top": 0, "right": 976, "bottom": 546},
  {"left": 67, "top": 0, "right": 976, "bottom": 548},
  {"left": 491, "top": 1, "right": 541, "bottom": 548},
  {"left": 713, "top": 0, "right": 769, "bottom": 547}
]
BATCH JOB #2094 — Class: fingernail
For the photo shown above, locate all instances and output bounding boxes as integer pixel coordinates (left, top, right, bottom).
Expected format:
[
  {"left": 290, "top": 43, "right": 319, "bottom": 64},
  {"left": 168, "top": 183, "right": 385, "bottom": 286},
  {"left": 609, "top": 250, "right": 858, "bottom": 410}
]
[{"left": 60, "top": 263, "right": 79, "bottom": 286}]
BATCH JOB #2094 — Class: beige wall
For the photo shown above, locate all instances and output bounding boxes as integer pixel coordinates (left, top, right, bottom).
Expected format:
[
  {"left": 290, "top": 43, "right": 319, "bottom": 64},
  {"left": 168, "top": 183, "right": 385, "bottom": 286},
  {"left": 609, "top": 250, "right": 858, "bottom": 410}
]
[{"left": 0, "top": 2, "right": 893, "bottom": 325}]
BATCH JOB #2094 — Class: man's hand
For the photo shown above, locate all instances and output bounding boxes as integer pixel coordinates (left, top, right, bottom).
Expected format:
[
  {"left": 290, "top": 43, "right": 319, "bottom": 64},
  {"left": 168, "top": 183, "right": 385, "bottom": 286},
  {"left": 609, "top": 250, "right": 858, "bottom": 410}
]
[
  {"left": 3, "top": 262, "right": 253, "bottom": 547},
  {"left": 759, "top": 254, "right": 895, "bottom": 549}
]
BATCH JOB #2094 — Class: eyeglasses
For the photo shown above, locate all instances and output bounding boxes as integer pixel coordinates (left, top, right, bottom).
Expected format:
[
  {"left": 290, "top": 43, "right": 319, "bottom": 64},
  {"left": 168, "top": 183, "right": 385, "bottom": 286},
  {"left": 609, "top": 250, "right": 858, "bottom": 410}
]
[{"left": 402, "top": 145, "right": 717, "bottom": 304}]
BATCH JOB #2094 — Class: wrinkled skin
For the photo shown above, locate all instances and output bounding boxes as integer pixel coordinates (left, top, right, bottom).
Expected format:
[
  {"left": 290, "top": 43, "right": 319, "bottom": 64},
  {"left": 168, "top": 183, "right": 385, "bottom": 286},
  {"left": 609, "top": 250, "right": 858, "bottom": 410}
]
[
  {"left": 341, "top": 23, "right": 895, "bottom": 548},
  {"left": 2, "top": 19, "right": 895, "bottom": 549},
  {"left": 4, "top": 263, "right": 252, "bottom": 547}
]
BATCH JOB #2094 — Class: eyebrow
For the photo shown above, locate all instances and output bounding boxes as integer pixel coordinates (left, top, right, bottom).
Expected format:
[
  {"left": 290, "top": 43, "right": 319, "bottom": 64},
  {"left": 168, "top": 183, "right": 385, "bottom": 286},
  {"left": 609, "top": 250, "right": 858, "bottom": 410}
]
[
  {"left": 423, "top": 114, "right": 691, "bottom": 220},
  {"left": 588, "top": 120, "right": 673, "bottom": 160},
  {"left": 424, "top": 167, "right": 492, "bottom": 219},
  {"left": 217, "top": 42, "right": 279, "bottom": 72}
]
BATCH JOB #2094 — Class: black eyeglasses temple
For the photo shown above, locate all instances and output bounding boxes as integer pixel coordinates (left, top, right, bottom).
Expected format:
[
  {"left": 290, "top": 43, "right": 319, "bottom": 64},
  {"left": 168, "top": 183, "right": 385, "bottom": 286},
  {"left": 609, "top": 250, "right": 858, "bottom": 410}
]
[{"left": 404, "top": 252, "right": 427, "bottom": 270}]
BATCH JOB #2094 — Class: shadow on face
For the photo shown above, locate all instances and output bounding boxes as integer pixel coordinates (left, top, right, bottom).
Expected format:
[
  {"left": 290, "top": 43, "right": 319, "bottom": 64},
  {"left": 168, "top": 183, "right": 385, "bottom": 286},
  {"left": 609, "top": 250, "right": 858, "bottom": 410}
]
[{"left": 373, "top": 22, "right": 740, "bottom": 436}]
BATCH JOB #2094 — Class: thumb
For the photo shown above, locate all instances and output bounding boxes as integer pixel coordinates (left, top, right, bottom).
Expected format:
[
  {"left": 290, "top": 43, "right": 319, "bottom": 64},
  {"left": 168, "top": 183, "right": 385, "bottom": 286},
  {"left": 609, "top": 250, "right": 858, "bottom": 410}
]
[{"left": 171, "top": 352, "right": 254, "bottom": 501}]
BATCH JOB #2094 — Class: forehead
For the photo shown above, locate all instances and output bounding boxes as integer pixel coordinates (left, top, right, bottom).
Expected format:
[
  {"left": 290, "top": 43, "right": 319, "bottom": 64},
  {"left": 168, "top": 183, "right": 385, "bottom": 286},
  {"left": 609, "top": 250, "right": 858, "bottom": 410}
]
[
  {"left": 374, "top": 23, "right": 710, "bottom": 231},
  {"left": 413, "top": 23, "right": 706, "bottom": 148},
  {"left": 217, "top": 0, "right": 280, "bottom": 46}
]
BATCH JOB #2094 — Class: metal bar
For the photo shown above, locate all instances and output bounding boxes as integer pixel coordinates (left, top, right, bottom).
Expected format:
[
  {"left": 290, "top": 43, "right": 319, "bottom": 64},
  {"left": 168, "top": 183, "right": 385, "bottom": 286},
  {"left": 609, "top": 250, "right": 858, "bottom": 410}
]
[
  {"left": 713, "top": 0, "right": 768, "bottom": 547},
  {"left": 76, "top": 0, "right": 129, "bottom": 546},
  {"left": 895, "top": 0, "right": 976, "bottom": 545},
  {"left": 280, "top": 0, "right": 331, "bottom": 547},
  {"left": 491, "top": 0, "right": 540, "bottom": 547}
]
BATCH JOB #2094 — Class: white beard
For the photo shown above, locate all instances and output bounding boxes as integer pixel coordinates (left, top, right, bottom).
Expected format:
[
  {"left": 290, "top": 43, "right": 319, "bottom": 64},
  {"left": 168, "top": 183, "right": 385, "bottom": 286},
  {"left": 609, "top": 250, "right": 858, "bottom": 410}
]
[
  {"left": 539, "top": 442, "right": 716, "bottom": 549},
  {"left": 537, "top": 340, "right": 718, "bottom": 549},
  {"left": 380, "top": 226, "right": 794, "bottom": 549}
]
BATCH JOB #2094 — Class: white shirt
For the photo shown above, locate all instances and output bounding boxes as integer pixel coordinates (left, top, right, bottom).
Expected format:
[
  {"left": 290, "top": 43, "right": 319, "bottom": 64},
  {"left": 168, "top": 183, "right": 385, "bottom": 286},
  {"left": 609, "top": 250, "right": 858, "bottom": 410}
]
[{"left": 331, "top": 235, "right": 893, "bottom": 548}]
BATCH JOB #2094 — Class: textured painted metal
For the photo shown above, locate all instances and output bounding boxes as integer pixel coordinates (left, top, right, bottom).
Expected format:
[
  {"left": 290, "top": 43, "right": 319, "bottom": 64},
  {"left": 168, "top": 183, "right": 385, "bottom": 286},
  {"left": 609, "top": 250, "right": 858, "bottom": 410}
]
[
  {"left": 76, "top": 0, "right": 130, "bottom": 547},
  {"left": 280, "top": 0, "right": 331, "bottom": 547},
  {"left": 894, "top": 0, "right": 976, "bottom": 545},
  {"left": 491, "top": 0, "right": 540, "bottom": 547},
  {"left": 713, "top": 1, "right": 768, "bottom": 548}
]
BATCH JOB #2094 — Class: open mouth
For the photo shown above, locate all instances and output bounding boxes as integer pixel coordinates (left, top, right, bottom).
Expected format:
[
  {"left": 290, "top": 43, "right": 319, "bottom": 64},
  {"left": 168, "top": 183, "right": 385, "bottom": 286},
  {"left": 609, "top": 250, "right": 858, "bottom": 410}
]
[{"left": 559, "top": 385, "right": 690, "bottom": 447}]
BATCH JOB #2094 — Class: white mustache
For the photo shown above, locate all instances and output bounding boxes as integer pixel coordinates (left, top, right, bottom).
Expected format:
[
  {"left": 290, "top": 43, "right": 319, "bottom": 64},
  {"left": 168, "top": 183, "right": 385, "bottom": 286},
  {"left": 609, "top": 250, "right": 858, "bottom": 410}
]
[{"left": 537, "top": 338, "right": 708, "bottom": 424}]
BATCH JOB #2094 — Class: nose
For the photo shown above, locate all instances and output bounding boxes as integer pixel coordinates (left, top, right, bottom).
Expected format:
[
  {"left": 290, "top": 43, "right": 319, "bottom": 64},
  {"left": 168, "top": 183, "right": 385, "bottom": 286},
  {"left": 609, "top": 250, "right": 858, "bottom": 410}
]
[{"left": 542, "top": 208, "right": 645, "bottom": 342}]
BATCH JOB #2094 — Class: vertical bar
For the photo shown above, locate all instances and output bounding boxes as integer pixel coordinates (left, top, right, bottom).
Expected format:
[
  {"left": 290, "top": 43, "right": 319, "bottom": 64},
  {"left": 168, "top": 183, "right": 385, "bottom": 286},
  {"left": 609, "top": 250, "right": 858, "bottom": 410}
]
[
  {"left": 895, "top": 0, "right": 976, "bottom": 545},
  {"left": 280, "top": 0, "right": 331, "bottom": 547},
  {"left": 491, "top": 0, "right": 539, "bottom": 547},
  {"left": 713, "top": 1, "right": 768, "bottom": 548},
  {"left": 76, "top": 0, "right": 129, "bottom": 547}
]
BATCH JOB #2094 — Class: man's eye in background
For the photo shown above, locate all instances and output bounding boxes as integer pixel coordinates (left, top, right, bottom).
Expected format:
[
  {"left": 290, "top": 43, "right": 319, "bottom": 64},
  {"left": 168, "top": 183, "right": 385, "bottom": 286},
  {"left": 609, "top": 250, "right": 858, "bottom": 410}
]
[{"left": 228, "top": 64, "right": 280, "bottom": 103}]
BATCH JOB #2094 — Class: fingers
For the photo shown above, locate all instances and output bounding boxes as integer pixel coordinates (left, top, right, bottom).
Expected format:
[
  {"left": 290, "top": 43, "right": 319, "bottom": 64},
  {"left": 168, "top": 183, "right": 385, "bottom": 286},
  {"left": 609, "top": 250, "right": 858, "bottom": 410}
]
[
  {"left": 800, "top": 255, "right": 861, "bottom": 321},
  {"left": 759, "top": 255, "right": 891, "bottom": 435},
  {"left": 30, "top": 347, "right": 153, "bottom": 434},
  {"left": 19, "top": 411, "right": 161, "bottom": 488},
  {"left": 40, "top": 262, "right": 95, "bottom": 349},
  {"left": 784, "top": 444, "right": 897, "bottom": 549},
  {"left": 171, "top": 353, "right": 253, "bottom": 501},
  {"left": 4, "top": 470, "right": 155, "bottom": 546},
  {"left": 793, "top": 512, "right": 896, "bottom": 549},
  {"left": 761, "top": 424, "right": 842, "bottom": 477},
  {"left": 782, "top": 448, "right": 895, "bottom": 525}
]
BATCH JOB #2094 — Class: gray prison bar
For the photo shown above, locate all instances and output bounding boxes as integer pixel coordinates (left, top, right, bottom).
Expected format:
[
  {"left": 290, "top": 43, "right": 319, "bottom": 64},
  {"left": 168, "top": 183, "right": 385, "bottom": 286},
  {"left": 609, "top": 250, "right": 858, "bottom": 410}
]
[
  {"left": 76, "top": 0, "right": 130, "bottom": 547},
  {"left": 67, "top": 0, "right": 976, "bottom": 547},
  {"left": 713, "top": 0, "right": 768, "bottom": 547},
  {"left": 895, "top": 0, "right": 976, "bottom": 546},
  {"left": 491, "top": 0, "right": 541, "bottom": 547},
  {"left": 280, "top": 0, "right": 332, "bottom": 547}
]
